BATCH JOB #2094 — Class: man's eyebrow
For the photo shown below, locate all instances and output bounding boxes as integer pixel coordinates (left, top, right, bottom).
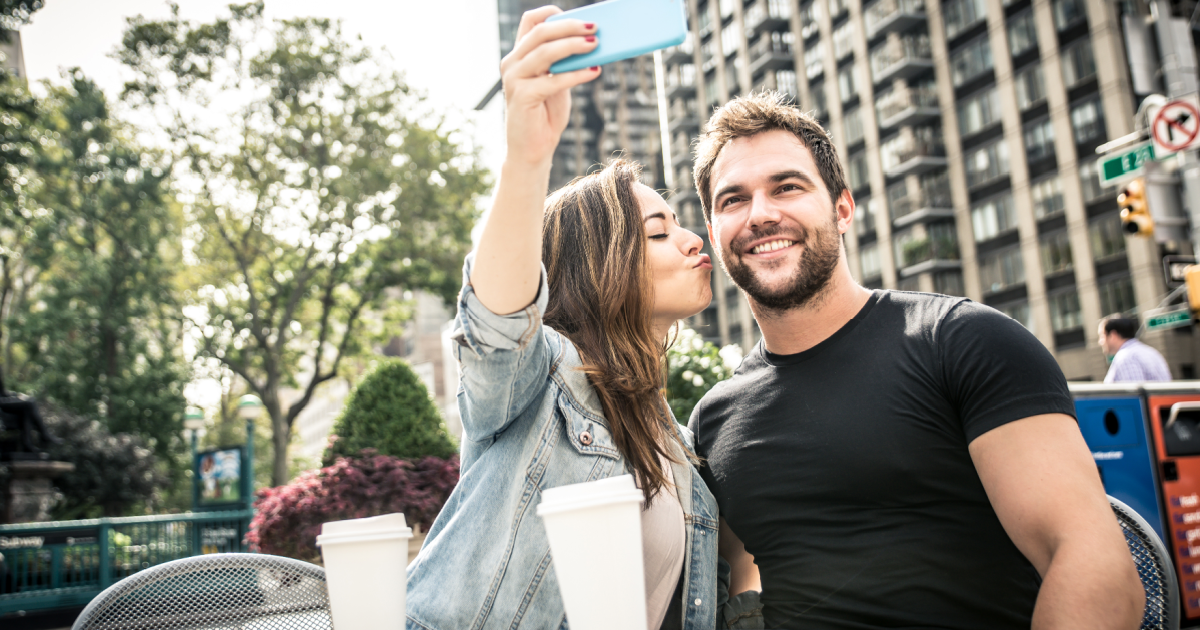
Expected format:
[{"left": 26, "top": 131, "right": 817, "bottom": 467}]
[
  {"left": 770, "top": 170, "right": 817, "bottom": 186},
  {"left": 713, "top": 183, "right": 743, "bottom": 203}
]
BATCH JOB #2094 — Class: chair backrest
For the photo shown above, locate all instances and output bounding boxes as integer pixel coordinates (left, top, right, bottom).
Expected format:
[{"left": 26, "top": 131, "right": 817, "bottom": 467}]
[
  {"left": 1110, "top": 496, "right": 1180, "bottom": 630},
  {"left": 73, "top": 552, "right": 331, "bottom": 630}
]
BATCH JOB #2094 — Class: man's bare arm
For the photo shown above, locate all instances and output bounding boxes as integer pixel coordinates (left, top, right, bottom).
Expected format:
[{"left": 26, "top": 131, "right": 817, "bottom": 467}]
[
  {"left": 719, "top": 517, "right": 761, "bottom": 596},
  {"left": 970, "top": 413, "right": 1143, "bottom": 630}
]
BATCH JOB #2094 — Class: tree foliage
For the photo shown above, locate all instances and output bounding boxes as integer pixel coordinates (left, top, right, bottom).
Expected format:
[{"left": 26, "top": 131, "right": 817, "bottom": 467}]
[
  {"left": 41, "top": 402, "right": 170, "bottom": 519},
  {"left": 322, "top": 359, "right": 456, "bottom": 465},
  {"left": 4, "top": 73, "right": 189, "bottom": 475},
  {"left": 666, "top": 327, "right": 741, "bottom": 423},
  {"left": 248, "top": 451, "right": 458, "bottom": 563},
  {"left": 117, "top": 2, "right": 488, "bottom": 485}
]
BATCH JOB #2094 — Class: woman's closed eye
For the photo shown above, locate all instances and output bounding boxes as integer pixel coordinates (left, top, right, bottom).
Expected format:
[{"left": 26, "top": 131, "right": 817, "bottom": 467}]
[{"left": 649, "top": 233, "right": 669, "bottom": 240}]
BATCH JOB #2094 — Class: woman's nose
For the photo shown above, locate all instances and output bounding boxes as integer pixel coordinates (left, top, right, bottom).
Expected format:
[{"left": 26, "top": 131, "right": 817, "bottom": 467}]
[{"left": 682, "top": 228, "right": 703, "bottom": 256}]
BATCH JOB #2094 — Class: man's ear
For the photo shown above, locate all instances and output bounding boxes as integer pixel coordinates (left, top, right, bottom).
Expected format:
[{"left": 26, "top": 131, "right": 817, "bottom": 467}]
[
  {"left": 707, "top": 221, "right": 715, "bottom": 246},
  {"left": 836, "top": 189, "right": 855, "bottom": 235}
]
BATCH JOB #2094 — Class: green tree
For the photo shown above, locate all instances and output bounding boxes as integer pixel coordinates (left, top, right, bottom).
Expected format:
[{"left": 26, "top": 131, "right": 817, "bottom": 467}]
[
  {"left": 322, "top": 359, "right": 456, "bottom": 465},
  {"left": 666, "top": 327, "right": 740, "bottom": 423},
  {"left": 117, "top": 3, "right": 488, "bottom": 485},
  {"left": 5, "top": 73, "right": 189, "bottom": 487}
]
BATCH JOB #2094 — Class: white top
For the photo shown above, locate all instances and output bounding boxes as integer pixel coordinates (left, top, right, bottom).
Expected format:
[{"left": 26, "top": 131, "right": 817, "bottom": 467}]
[
  {"left": 1105, "top": 338, "right": 1172, "bottom": 383},
  {"left": 641, "top": 454, "right": 686, "bottom": 630}
]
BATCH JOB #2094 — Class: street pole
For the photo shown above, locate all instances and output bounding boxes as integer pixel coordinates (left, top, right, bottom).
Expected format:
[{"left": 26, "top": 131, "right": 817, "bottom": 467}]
[{"left": 1150, "top": 0, "right": 1200, "bottom": 252}]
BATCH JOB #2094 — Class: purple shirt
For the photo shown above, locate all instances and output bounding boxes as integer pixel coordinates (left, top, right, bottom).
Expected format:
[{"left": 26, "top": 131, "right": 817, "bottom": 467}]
[{"left": 1104, "top": 338, "right": 1172, "bottom": 383}]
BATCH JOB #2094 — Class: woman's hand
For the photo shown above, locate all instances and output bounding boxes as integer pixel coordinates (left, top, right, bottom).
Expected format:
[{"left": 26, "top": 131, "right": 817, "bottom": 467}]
[{"left": 500, "top": 6, "right": 601, "bottom": 169}]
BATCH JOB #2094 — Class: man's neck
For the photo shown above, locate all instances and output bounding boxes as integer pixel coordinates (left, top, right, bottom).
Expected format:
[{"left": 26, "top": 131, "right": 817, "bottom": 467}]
[{"left": 751, "top": 267, "right": 873, "bottom": 355}]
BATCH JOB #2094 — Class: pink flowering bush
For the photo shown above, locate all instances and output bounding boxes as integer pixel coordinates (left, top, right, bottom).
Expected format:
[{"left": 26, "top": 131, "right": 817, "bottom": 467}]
[{"left": 247, "top": 449, "right": 459, "bottom": 563}]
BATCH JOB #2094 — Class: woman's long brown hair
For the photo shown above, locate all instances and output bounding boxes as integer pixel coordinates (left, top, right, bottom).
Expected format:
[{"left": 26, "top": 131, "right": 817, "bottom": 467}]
[{"left": 541, "top": 160, "right": 682, "bottom": 503}]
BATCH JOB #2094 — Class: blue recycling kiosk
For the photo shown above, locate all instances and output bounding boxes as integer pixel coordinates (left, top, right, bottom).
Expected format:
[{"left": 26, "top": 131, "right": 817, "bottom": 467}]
[{"left": 1070, "top": 383, "right": 1165, "bottom": 541}]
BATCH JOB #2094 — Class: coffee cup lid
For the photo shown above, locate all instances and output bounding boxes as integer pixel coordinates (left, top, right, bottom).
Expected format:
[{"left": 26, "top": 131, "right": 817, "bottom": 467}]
[
  {"left": 318, "top": 513, "right": 412, "bottom": 542},
  {"left": 536, "top": 474, "right": 643, "bottom": 516}
]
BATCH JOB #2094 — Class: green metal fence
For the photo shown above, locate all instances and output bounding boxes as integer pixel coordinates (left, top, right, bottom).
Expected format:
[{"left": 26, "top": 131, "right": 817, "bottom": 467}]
[{"left": 0, "top": 510, "right": 254, "bottom": 617}]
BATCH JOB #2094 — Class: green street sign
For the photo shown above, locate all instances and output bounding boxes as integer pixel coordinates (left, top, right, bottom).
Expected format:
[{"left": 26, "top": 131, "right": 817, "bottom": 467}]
[
  {"left": 1099, "top": 142, "right": 1157, "bottom": 186},
  {"left": 1145, "top": 306, "right": 1193, "bottom": 331}
]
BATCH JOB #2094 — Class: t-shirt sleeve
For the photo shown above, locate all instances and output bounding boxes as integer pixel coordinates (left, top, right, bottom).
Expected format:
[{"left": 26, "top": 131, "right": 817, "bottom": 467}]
[{"left": 937, "top": 300, "right": 1076, "bottom": 443}]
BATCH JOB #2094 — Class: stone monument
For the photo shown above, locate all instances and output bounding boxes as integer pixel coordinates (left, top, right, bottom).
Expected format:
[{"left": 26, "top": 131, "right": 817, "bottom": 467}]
[{"left": 0, "top": 393, "right": 74, "bottom": 523}]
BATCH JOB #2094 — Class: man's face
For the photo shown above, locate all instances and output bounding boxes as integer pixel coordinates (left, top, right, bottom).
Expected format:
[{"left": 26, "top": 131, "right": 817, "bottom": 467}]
[
  {"left": 1097, "top": 323, "right": 1120, "bottom": 356},
  {"left": 706, "top": 130, "right": 853, "bottom": 312}
]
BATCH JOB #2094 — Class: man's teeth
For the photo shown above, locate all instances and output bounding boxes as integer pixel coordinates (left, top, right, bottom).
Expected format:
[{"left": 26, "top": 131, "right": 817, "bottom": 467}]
[{"left": 751, "top": 240, "right": 795, "bottom": 254}]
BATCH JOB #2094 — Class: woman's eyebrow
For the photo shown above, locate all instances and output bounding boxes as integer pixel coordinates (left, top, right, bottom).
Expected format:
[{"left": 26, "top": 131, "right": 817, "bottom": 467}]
[{"left": 642, "top": 212, "right": 668, "bottom": 223}]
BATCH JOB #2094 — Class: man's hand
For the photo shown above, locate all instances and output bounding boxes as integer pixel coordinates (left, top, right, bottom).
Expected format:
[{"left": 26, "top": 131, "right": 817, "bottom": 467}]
[
  {"left": 970, "top": 413, "right": 1143, "bottom": 630},
  {"left": 719, "top": 517, "right": 761, "bottom": 596}
]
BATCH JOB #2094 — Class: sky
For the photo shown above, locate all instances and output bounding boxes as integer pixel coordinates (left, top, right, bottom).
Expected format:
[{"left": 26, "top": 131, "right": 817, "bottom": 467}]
[{"left": 21, "top": 0, "right": 507, "bottom": 177}]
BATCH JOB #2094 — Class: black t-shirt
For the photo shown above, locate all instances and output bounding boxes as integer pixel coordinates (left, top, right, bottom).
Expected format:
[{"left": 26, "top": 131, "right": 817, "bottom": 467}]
[{"left": 690, "top": 290, "right": 1077, "bottom": 630}]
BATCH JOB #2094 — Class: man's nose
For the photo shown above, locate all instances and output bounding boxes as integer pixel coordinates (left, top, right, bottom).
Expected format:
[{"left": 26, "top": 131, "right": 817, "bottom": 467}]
[{"left": 747, "top": 190, "right": 781, "bottom": 229}]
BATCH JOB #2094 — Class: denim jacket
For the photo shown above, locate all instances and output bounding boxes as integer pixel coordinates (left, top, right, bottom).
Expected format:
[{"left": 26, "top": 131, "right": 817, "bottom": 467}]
[{"left": 405, "top": 254, "right": 721, "bottom": 630}]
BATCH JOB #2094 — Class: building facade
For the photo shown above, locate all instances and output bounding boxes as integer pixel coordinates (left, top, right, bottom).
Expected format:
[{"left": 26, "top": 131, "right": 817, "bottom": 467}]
[
  {"left": 497, "top": 0, "right": 669, "bottom": 190},
  {"left": 661, "top": 0, "right": 1197, "bottom": 381}
]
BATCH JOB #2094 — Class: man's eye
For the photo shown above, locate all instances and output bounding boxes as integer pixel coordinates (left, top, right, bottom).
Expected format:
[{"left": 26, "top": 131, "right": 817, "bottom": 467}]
[{"left": 721, "top": 196, "right": 741, "bottom": 207}]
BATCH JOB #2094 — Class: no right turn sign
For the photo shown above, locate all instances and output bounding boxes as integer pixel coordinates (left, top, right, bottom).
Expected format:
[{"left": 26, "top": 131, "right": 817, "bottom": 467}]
[{"left": 1149, "top": 95, "right": 1200, "bottom": 155}]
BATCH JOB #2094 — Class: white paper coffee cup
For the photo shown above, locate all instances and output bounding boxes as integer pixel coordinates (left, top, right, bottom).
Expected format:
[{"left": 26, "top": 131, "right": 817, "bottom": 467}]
[
  {"left": 317, "top": 513, "right": 413, "bottom": 630},
  {"left": 537, "top": 474, "right": 647, "bottom": 630}
]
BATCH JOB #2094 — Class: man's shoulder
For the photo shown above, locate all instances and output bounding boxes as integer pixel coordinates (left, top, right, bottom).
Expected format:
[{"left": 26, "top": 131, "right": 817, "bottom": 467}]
[{"left": 690, "top": 346, "right": 769, "bottom": 429}]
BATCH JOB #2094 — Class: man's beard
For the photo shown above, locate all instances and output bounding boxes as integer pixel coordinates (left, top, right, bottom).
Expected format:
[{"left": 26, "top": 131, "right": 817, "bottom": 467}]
[{"left": 720, "top": 215, "right": 842, "bottom": 314}]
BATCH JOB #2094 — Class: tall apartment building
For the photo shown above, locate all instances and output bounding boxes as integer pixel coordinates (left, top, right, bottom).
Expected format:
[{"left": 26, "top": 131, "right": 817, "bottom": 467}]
[
  {"left": 496, "top": 0, "right": 668, "bottom": 190},
  {"left": 661, "top": 0, "right": 1198, "bottom": 381}
]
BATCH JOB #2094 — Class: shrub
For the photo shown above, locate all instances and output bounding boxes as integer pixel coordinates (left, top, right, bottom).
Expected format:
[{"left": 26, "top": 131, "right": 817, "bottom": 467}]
[
  {"left": 666, "top": 327, "right": 742, "bottom": 423},
  {"left": 322, "top": 359, "right": 457, "bottom": 466},
  {"left": 247, "top": 450, "right": 459, "bottom": 563}
]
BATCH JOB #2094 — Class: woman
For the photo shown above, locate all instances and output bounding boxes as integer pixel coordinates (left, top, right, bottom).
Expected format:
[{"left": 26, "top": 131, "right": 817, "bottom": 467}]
[{"left": 404, "top": 6, "right": 720, "bottom": 630}]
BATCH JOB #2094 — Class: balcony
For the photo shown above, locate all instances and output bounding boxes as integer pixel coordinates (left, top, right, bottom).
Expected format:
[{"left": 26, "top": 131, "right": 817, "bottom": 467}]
[
  {"left": 900, "top": 236, "right": 961, "bottom": 275},
  {"left": 664, "top": 41, "right": 694, "bottom": 66},
  {"left": 891, "top": 190, "right": 955, "bottom": 228},
  {"left": 749, "top": 34, "right": 794, "bottom": 75},
  {"left": 745, "top": 2, "right": 792, "bottom": 36},
  {"left": 885, "top": 137, "right": 947, "bottom": 177},
  {"left": 865, "top": 0, "right": 927, "bottom": 40},
  {"left": 876, "top": 85, "right": 939, "bottom": 129},
  {"left": 668, "top": 115, "right": 700, "bottom": 134},
  {"left": 870, "top": 35, "right": 933, "bottom": 84},
  {"left": 671, "top": 141, "right": 692, "bottom": 169},
  {"left": 665, "top": 65, "right": 697, "bottom": 100}
]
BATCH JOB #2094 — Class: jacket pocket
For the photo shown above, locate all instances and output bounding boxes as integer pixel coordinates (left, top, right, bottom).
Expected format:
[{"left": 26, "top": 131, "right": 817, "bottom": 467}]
[{"left": 556, "top": 391, "right": 620, "bottom": 459}]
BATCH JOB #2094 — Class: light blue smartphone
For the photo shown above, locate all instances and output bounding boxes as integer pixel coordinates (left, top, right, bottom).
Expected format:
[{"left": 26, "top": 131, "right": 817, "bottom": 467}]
[{"left": 546, "top": 0, "right": 688, "bottom": 74}]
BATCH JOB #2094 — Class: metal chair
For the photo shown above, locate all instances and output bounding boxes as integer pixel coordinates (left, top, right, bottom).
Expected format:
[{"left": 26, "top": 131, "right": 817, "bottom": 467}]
[
  {"left": 73, "top": 552, "right": 331, "bottom": 630},
  {"left": 1110, "top": 496, "right": 1180, "bottom": 630}
]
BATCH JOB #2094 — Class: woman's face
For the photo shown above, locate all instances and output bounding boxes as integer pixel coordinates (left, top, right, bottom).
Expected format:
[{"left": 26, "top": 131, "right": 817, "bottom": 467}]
[{"left": 635, "top": 183, "right": 713, "bottom": 335}]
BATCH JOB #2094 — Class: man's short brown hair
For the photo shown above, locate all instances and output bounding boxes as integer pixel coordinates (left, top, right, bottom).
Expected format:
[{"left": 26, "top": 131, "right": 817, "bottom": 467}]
[{"left": 693, "top": 91, "right": 847, "bottom": 223}]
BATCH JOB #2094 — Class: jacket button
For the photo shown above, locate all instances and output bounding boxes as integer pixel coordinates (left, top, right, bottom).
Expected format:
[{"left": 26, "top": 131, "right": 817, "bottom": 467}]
[
  {"left": 694, "top": 598, "right": 702, "bottom": 606},
  {"left": 580, "top": 431, "right": 593, "bottom": 446}
]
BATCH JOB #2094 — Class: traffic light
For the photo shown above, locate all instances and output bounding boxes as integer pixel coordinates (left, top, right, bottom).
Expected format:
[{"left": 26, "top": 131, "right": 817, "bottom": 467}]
[
  {"left": 1188, "top": 265, "right": 1200, "bottom": 312},
  {"left": 1118, "top": 178, "right": 1153, "bottom": 237}
]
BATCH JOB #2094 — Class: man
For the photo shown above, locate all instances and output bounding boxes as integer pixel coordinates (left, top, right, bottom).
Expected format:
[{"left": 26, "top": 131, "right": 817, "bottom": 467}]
[
  {"left": 1098, "top": 316, "right": 1172, "bottom": 383},
  {"left": 688, "top": 92, "right": 1142, "bottom": 630}
]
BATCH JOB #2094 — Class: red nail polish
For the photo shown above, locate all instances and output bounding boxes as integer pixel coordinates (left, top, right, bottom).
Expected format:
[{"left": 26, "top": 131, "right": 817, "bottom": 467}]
[
  {"left": 590, "top": 66, "right": 599, "bottom": 71},
  {"left": 585, "top": 22, "right": 595, "bottom": 29},
  {"left": 586, "top": 35, "right": 595, "bottom": 42}
]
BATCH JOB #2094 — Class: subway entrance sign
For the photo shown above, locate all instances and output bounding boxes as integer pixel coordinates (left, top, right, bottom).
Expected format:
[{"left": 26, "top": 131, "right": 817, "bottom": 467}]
[
  {"left": 1099, "top": 142, "right": 1157, "bottom": 187},
  {"left": 1145, "top": 306, "right": 1193, "bottom": 331}
]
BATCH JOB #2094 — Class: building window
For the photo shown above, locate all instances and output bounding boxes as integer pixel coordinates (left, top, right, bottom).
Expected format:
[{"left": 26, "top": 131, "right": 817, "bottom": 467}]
[
  {"left": 1079, "top": 158, "right": 1117, "bottom": 203},
  {"left": 1032, "top": 175, "right": 1066, "bottom": 219},
  {"left": 958, "top": 86, "right": 1000, "bottom": 136},
  {"left": 805, "top": 42, "right": 826, "bottom": 79},
  {"left": 1053, "top": 0, "right": 1087, "bottom": 31},
  {"left": 950, "top": 36, "right": 994, "bottom": 87},
  {"left": 897, "top": 275, "right": 922, "bottom": 291},
  {"left": 833, "top": 20, "right": 856, "bottom": 59},
  {"left": 892, "top": 227, "right": 916, "bottom": 269},
  {"left": 838, "top": 64, "right": 862, "bottom": 103},
  {"left": 980, "top": 246, "right": 1026, "bottom": 294},
  {"left": 1070, "top": 97, "right": 1106, "bottom": 145},
  {"left": 1049, "top": 289, "right": 1083, "bottom": 332},
  {"left": 997, "top": 300, "right": 1032, "bottom": 330},
  {"left": 1015, "top": 63, "right": 1045, "bottom": 110},
  {"left": 971, "top": 191, "right": 1017, "bottom": 241},
  {"left": 776, "top": 70, "right": 798, "bottom": 96},
  {"left": 1089, "top": 213, "right": 1127, "bottom": 261},
  {"left": 831, "top": 0, "right": 849, "bottom": 17},
  {"left": 843, "top": 107, "right": 865, "bottom": 145},
  {"left": 856, "top": 196, "right": 877, "bottom": 236},
  {"left": 944, "top": 0, "right": 987, "bottom": 40},
  {"left": 1039, "top": 230, "right": 1073, "bottom": 275},
  {"left": 860, "top": 241, "right": 881, "bottom": 279},
  {"left": 719, "top": 0, "right": 736, "bottom": 18},
  {"left": 799, "top": 1, "right": 821, "bottom": 39},
  {"left": 965, "top": 138, "right": 1010, "bottom": 188},
  {"left": 810, "top": 80, "right": 828, "bottom": 117},
  {"left": 1062, "top": 41, "right": 1097, "bottom": 87},
  {"left": 1098, "top": 274, "right": 1136, "bottom": 316},
  {"left": 1024, "top": 117, "right": 1055, "bottom": 163},
  {"left": 935, "top": 270, "right": 965, "bottom": 296},
  {"left": 1007, "top": 10, "right": 1038, "bottom": 57},
  {"left": 847, "top": 151, "right": 869, "bottom": 191},
  {"left": 887, "top": 180, "right": 909, "bottom": 219},
  {"left": 721, "top": 21, "right": 740, "bottom": 59}
]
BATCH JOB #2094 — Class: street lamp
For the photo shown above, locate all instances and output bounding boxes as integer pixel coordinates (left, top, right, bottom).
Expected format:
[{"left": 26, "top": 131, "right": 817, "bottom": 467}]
[
  {"left": 237, "top": 395, "right": 263, "bottom": 504},
  {"left": 184, "top": 407, "right": 206, "bottom": 459}
]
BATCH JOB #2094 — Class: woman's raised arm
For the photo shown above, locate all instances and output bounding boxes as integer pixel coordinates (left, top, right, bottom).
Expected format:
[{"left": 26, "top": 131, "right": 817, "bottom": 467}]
[{"left": 470, "top": 6, "right": 600, "bottom": 315}]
